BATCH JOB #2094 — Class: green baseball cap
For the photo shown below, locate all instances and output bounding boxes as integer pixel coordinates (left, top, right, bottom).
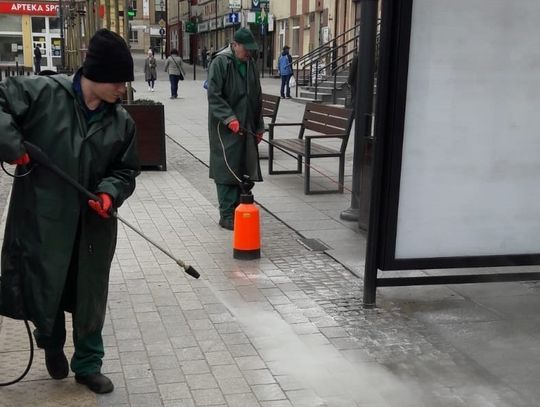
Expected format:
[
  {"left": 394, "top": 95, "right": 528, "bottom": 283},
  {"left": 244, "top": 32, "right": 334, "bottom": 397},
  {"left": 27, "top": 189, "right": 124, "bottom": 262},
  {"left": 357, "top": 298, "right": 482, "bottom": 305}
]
[{"left": 234, "top": 28, "right": 258, "bottom": 51}]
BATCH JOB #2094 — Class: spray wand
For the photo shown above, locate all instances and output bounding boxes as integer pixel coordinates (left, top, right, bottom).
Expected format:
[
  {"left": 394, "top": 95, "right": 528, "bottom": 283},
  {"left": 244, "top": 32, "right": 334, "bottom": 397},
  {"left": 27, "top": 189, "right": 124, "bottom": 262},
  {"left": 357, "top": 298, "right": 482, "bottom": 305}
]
[{"left": 22, "top": 142, "right": 200, "bottom": 280}]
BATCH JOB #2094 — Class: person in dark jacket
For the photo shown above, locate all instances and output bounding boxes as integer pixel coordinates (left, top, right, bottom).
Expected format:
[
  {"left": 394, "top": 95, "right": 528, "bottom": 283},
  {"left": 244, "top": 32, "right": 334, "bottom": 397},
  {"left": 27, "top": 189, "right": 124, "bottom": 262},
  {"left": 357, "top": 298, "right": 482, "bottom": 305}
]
[
  {"left": 202, "top": 46, "right": 208, "bottom": 69},
  {"left": 0, "top": 29, "right": 139, "bottom": 394},
  {"left": 144, "top": 49, "right": 157, "bottom": 91},
  {"left": 346, "top": 53, "right": 358, "bottom": 109},
  {"left": 33, "top": 44, "right": 42, "bottom": 74},
  {"left": 207, "top": 28, "right": 264, "bottom": 230},
  {"left": 278, "top": 45, "right": 293, "bottom": 98}
]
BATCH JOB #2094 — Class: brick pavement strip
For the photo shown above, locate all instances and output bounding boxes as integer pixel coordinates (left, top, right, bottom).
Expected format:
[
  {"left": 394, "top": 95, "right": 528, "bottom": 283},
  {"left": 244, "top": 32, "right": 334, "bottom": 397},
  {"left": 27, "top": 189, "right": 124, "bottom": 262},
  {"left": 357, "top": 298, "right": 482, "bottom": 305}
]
[{"left": 0, "top": 126, "right": 535, "bottom": 407}]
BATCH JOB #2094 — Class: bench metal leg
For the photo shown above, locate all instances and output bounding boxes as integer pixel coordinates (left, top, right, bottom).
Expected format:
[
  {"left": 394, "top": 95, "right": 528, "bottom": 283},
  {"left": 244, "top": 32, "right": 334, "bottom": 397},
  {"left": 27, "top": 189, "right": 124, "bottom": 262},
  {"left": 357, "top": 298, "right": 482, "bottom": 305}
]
[
  {"left": 305, "top": 155, "right": 346, "bottom": 195},
  {"left": 268, "top": 141, "right": 274, "bottom": 173},
  {"left": 268, "top": 145, "right": 302, "bottom": 175},
  {"left": 338, "top": 154, "right": 345, "bottom": 193},
  {"left": 304, "top": 155, "right": 310, "bottom": 195}
]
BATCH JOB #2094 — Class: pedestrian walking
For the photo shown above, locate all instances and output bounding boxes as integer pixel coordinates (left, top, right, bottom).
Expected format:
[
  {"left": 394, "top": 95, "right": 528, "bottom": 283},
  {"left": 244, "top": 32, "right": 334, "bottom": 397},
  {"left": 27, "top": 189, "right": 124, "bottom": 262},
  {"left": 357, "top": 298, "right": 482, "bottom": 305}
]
[
  {"left": 164, "top": 49, "right": 186, "bottom": 99},
  {"left": 34, "top": 44, "right": 42, "bottom": 74},
  {"left": 208, "top": 45, "right": 214, "bottom": 65},
  {"left": 207, "top": 28, "right": 264, "bottom": 230},
  {"left": 144, "top": 49, "right": 157, "bottom": 91},
  {"left": 346, "top": 53, "right": 358, "bottom": 109},
  {"left": 0, "top": 28, "right": 140, "bottom": 394},
  {"left": 278, "top": 45, "right": 293, "bottom": 99},
  {"left": 202, "top": 46, "right": 208, "bottom": 69}
]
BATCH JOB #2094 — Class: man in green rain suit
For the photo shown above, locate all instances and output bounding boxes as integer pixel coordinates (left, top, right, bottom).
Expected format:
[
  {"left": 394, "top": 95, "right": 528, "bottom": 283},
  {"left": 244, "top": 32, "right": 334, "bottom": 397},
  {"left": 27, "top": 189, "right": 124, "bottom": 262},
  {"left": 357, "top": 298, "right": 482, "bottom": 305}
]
[
  {"left": 207, "top": 28, "right": 265, "bottom": 230},
  {"left": 0, "top": 29, "right": 139, "bottom": 393}
]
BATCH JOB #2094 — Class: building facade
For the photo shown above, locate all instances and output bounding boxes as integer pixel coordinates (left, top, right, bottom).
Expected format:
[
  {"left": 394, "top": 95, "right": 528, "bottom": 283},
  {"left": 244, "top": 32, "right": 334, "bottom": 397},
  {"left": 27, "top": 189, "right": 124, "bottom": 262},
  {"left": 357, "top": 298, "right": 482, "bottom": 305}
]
[
  {"left": 0, "top": 0, "right": 361, "bottom": 71},
  {"left": 0, "top": 1, "right": 62, "bottom": 70},
  {"left": 166, "top": 0, "right": 361, "bottom": 71}
]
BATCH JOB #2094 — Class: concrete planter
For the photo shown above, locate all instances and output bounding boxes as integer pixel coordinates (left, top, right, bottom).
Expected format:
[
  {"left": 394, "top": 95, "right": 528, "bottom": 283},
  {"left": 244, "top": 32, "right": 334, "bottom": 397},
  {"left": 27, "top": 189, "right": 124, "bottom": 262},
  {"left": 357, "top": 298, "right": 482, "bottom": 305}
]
[{"left": 122, "top": 103, "right": 167, "bottom": 171}]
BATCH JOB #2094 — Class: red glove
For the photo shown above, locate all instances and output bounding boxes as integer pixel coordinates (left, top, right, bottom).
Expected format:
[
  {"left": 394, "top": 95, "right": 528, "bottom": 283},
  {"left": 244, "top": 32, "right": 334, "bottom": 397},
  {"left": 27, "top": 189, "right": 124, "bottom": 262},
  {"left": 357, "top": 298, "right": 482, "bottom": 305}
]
[
  {"left": 227, "top": 119, "right": 240, "bottom": 134},
  {"left": 8, "top": 153, "right": 30, "bottom": 166},
  {"left": 256, "top": 133, "right": 264, "bottom": 144},
  {"left": 88, "top": 193, "right": 113, "bottom": 219}
]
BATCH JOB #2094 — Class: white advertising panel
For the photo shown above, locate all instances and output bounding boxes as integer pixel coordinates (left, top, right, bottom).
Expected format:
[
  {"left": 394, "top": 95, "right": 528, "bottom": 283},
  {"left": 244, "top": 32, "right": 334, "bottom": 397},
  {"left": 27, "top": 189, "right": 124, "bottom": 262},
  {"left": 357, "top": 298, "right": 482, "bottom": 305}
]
[{"left": 394, "top": 0, "right": 540, "bottom": 259}]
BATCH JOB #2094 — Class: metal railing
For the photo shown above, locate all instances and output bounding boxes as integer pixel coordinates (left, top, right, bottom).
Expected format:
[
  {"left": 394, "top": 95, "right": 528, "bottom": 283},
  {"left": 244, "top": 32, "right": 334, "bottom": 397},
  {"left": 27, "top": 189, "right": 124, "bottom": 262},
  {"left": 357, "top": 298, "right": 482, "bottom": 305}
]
[
  {"left": 0, "top": 63, "right": 32, "bottom": 81},
  {"left": 290, "top": 23, "right": 361, "bottom": 101}
]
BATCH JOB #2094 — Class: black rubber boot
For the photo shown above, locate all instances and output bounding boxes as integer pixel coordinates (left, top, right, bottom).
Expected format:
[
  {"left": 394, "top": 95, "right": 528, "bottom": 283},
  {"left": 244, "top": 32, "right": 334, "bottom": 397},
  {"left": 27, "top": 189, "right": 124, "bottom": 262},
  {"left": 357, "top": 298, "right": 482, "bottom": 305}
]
[
  {"left": 219, "top": 217, "right": 234, "bottom": 230},
  {"left": 75, "top": 373, "right": 114, "bottom": 394},
  {"left": 44, "top": 349, "right": 69, "bottom": 380}
]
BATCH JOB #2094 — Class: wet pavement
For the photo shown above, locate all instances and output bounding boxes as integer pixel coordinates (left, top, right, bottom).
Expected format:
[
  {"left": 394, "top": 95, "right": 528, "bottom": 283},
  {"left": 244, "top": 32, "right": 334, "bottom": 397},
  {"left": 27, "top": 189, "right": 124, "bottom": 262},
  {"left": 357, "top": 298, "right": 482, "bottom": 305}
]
[{"left": 0, "top": 53, "right": 540, "bottom": 406}]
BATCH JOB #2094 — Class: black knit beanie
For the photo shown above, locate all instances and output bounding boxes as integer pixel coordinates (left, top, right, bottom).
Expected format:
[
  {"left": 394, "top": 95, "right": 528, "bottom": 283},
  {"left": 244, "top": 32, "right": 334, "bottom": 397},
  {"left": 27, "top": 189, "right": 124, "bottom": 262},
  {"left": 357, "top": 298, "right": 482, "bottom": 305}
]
[{"left": 83, "top": 29, "right": 134, "bottom": 83}]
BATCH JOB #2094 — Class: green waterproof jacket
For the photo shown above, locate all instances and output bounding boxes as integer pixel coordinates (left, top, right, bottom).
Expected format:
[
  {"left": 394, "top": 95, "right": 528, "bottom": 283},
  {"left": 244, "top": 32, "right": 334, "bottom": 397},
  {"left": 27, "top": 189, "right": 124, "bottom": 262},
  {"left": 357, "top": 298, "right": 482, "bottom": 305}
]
[
  {"left": 207, "top": 46, "right": 264, "bottom": 184},
  {"left": 0, "top": 73, "right": 140, "bottom": 338}
]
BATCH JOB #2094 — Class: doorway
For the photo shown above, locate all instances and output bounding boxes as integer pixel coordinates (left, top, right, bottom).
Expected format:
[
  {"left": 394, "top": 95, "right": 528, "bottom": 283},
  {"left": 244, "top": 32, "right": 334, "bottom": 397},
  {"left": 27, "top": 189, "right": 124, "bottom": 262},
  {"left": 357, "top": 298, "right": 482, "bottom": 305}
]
[{"left": 32, "top": 16, "right": 62, "bottom": 71}]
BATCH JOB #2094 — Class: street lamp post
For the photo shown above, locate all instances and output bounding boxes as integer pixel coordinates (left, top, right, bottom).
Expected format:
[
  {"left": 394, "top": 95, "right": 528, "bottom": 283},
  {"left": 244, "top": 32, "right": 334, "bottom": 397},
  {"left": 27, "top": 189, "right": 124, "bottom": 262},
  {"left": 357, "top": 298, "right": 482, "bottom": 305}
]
[
  {"left": 160, "top": 0, "right": 165, "bottom": 59},
  {"left": 188, "top": 0, "right": 196, "bottom": 80},
  {"left": 59, "top": 0, "right": 65, "bottom": 70},
  {"left": 261, "top": 3, "right": 269, "bottom": 78},
  {"left": 214, "top": 0, "right": 218, "bottom": 49}
]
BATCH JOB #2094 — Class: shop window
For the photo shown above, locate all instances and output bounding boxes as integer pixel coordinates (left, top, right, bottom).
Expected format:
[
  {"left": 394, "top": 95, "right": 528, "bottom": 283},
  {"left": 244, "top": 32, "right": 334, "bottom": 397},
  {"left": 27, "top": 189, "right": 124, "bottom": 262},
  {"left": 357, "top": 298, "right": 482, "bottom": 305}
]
[
  {"left": 155, "top": 0, "right": 165, "bottom": 23},
  {"left": 0, "top": 35, "right": 23, "bottom": 64},
  {"left": 279, "top": 20, "right": 286, "bottom": 51},
  {"left": 129, "top": 30, "right": 138, "bottom": 43},
  {"left": 49, "top": 17, "right": 61, "bottom": 33},
  {"left": 292, "top": 18, "right": 300, "bottom": 58},
  {"left": 32, "top": 17, "right": 46, "bottom": 33},
  {"left": 0, "top": 15, "right": 22, "bottom": 31}
]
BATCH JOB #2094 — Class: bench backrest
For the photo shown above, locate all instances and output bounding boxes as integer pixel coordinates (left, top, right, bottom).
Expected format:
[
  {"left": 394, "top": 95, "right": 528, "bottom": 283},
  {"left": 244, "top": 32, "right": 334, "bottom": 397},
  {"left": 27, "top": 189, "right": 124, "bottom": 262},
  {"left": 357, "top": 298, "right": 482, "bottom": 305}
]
[
  {"left": 261, "top": 93, "right": 281, "bottom": 124},
  {"left": 300, "top": 103, "right": 354, "bottom": 151}
]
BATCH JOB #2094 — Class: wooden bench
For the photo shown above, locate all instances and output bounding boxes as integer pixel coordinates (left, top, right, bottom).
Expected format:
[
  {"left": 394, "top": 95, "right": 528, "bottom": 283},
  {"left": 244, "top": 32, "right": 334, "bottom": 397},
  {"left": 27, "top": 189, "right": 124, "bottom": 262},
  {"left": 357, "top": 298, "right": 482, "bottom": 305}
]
[
  {"left": 261, "top": 93, "right": 281, "bottom": 130},
  {"left": 268, "top": 102, "right": 354, "bottom": 194},
  {"left": 260, "top": 93, "right": 281, "bottom": 159}
]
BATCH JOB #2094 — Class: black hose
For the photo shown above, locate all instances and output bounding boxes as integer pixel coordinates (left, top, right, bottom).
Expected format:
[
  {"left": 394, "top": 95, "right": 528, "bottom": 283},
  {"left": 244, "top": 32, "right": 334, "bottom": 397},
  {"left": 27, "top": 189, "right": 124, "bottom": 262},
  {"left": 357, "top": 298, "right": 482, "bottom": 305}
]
[
  {"left": 0, "top": 157, "right": 35, "bottom": 386},
  {"left": 0, "top": 319, "right": 34, "bottom": 386}
]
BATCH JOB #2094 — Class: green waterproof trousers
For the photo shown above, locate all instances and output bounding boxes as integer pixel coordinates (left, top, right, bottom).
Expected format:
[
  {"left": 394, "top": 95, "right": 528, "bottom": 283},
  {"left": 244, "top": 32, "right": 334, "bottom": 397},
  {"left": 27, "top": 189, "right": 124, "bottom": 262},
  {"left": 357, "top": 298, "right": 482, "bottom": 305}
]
[
  {"left": 33, "top": 221, "right": 105, "bottom": 376},
  {"left": 216, "top": 183, "right": 241, "bottom": 221}
]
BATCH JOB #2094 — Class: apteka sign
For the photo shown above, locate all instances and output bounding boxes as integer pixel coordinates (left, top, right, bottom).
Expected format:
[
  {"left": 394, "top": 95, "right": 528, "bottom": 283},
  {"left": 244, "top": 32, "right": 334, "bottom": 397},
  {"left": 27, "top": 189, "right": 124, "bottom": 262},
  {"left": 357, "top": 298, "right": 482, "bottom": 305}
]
[{"left": 0, "top": 1, "right": 59, "bottom": 16}]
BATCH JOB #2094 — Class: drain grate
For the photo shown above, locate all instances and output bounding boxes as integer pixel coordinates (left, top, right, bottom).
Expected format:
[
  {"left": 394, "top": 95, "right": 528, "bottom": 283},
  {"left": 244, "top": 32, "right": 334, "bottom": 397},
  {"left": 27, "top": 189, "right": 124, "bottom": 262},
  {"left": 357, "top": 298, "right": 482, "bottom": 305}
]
[{"left": 297, "top": 237, "right": 330, "bottom": 252}]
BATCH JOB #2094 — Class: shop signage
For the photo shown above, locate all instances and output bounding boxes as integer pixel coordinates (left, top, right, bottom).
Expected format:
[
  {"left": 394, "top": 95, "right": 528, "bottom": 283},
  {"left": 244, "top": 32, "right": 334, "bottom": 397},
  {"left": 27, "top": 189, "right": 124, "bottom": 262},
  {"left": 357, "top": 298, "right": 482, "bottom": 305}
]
[
  {"left": 0, "top": 1, "right": 59, "bottom": 15},
  {"left": 198, "top": 21, "right": 208, "bottom": 32}
]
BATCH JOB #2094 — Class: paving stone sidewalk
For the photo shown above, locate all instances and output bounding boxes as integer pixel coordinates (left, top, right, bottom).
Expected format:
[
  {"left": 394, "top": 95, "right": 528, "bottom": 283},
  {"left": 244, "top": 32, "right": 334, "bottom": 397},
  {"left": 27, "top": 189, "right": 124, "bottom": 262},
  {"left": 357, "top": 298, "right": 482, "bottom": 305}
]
[{"left": 1, "top": 55, "right": 540, "bottom": 406}]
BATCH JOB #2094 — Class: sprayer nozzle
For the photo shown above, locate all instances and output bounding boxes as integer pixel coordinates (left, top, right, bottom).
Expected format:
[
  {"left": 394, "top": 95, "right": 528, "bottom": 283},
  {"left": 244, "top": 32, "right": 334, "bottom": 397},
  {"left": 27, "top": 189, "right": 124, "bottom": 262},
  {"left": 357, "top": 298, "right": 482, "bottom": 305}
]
[{"left": 184, "top": 265, "right": 200, "bottom": 279}]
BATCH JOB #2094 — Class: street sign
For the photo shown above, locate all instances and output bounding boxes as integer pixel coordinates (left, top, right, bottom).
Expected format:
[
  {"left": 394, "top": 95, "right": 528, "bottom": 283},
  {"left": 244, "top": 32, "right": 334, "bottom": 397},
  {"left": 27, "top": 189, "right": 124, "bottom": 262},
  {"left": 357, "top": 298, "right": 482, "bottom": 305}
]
[
  {"left": 247, "top": 12, "right": 256, "bottom": 23},
  {"left": 228, "top": 12, "right": 239, "bottom": 24},
  {"left": 159, "top": 27, "right": 165, "bottom": 36},
  {"left": 254, "top": 11, "right": 267, "bottom": 25},
  {"left": 158, "top": 18, "right": 165, "bottom": 28},
  {"left": 185, "top": 21, "right": 197, "bottom": 33},
  {"left": 229, "top": 0, "right": 241, "bottom": 8},
  {"left": 127, "top": 5, "right": 136, "bottom": 19}
]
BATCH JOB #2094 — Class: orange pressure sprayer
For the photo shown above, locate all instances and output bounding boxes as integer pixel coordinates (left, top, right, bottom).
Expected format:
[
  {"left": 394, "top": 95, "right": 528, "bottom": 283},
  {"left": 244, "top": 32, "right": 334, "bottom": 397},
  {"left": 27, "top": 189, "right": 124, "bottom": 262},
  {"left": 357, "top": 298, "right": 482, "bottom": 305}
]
[{"left": 233, "top": 177, "right": 260, "bottom": 260}]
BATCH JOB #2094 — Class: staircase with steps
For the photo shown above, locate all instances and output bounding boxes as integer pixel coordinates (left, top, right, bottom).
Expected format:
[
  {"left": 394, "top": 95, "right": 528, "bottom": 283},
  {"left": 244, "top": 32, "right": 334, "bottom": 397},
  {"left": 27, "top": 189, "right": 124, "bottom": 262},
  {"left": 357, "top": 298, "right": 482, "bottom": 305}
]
[
  {"left": 287, "top": 24, "right": 360, "bottom": 107},
  {"left": 295, "top": 70, "right": 352, "bottom": 106}
]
